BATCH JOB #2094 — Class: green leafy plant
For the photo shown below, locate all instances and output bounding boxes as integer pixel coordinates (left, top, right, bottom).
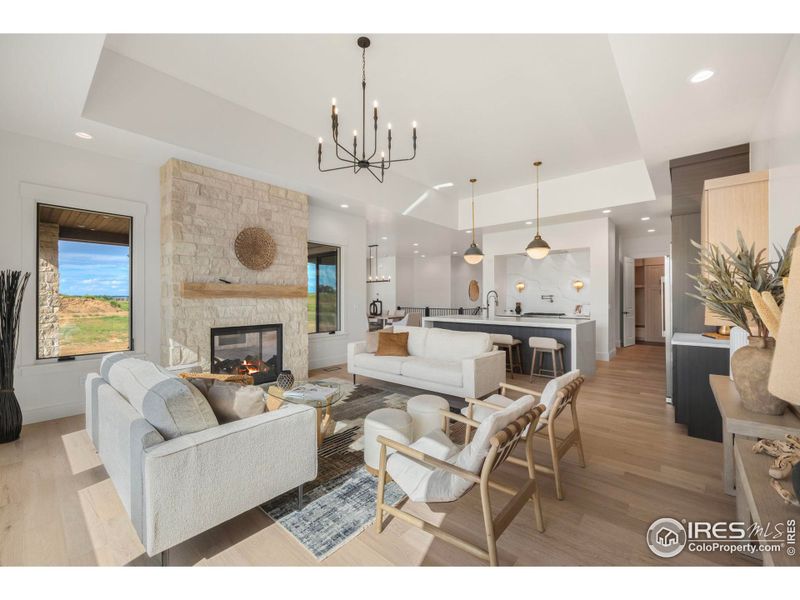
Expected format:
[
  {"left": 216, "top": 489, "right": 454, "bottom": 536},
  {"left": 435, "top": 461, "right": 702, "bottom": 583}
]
[{"left": 687, "top": 230, "right": 794, "bottom": 337}]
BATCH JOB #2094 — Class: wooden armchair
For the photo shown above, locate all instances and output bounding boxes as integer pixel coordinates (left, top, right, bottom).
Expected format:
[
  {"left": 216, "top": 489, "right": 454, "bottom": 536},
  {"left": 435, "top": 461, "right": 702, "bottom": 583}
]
[
  {"left": 464, "top": 374, "right": 586, "bottom": 500},
  {"left": 374, "top": 400, "right": 546, "bottom": 566}
]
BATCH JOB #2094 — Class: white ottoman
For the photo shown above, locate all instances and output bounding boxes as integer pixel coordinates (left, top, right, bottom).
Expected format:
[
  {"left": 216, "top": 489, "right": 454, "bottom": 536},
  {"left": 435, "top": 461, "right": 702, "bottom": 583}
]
[
  {"left": 364, "top": 408, "right": 413, "bottom": 476},
  {"left": 407, "top": 394, "right": 450, "bottom": 439}
]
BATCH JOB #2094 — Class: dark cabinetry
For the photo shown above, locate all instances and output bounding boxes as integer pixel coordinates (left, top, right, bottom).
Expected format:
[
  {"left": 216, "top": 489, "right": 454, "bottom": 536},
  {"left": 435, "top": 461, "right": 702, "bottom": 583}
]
[{"left": 673, "top": 344, "right": 730, "bottom": 442}]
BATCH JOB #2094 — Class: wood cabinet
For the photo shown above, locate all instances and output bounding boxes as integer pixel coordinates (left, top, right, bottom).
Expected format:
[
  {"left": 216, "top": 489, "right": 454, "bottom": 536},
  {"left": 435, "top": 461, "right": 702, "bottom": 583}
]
[
  {"left": 701, "top": 171, "right": 769, "bottom": 326},
  {"left": 634, "top": 257, "right": 664, "bottom": 342}
]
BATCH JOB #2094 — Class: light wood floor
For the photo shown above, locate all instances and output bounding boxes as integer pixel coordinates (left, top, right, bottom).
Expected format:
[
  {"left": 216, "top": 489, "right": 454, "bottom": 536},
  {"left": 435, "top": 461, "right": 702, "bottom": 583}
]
[{"left": 0, "top": 345, "right": 753, "bottom": 566}]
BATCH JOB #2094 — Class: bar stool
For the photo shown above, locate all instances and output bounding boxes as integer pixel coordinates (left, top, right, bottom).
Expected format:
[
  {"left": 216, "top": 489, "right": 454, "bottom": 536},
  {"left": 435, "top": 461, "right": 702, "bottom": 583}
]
[
  {"left": 529, "top": 336, "right": 565, "bottom": 381},
  {"left": 490, "top": 333, "right": 523, "bottom": 379}
]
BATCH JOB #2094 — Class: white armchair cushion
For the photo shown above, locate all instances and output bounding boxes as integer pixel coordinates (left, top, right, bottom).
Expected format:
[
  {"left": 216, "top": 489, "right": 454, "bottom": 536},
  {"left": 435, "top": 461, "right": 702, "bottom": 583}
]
[
  {"left": 388, "top": 395, "right": 537, "bottom": 503},
  {"left": 539, "top": 370, "right": 581, "bottom": 419},
  {"left": 386, "top": 429, "right": 460, "bottom": 502},
  {"left": 100, "top": 353, "right": 218, "bottom": 439},
  {"left": 401, "top": 357, "right": 463, "bottom": 387}
]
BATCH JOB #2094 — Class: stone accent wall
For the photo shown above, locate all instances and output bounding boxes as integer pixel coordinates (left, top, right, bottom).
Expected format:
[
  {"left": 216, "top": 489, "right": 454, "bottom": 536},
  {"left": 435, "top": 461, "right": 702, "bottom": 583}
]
[
  {"left": 38, "top": 222, "right": 60, "bottom": 358},
  {"left": 160, "top": 159, "right": 309, "bottom": 378}
]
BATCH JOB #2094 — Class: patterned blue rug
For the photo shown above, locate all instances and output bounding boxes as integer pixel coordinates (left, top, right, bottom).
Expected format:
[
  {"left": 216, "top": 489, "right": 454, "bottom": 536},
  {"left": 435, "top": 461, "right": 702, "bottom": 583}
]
[{"left": 264, "top": 466, "right": 405, "bottom": 560}]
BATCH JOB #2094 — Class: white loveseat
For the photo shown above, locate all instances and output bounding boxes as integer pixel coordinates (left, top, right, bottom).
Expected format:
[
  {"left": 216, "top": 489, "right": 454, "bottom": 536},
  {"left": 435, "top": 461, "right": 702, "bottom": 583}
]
[
  {"left": 347, "top": 325, "right": 506, "bottom": 399},
  {"left": 85, "top": 354, "right": 317, "bottom": 559}
]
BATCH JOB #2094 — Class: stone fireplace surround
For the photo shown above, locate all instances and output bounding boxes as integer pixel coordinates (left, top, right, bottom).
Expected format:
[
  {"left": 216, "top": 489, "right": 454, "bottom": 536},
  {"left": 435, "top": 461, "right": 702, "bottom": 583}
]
[{"left": 160, "top": 159, "right": 308, "bottom": 379}]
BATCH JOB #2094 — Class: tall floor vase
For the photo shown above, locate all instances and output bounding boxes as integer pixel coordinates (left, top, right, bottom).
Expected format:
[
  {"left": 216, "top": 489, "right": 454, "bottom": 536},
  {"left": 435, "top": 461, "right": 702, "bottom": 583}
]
[{"left": 0, "top": 270, "right": 30, "bottom": 444}]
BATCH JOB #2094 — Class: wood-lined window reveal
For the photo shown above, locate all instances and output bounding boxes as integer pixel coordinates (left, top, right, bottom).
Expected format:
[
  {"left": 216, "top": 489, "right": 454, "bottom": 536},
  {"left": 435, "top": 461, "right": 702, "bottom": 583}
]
[
  {"left": 36, "top": 203, "right": 132, "bottom": 359},
  {"left": 307, "top": 243, "right": 340, "bottom": 334}
]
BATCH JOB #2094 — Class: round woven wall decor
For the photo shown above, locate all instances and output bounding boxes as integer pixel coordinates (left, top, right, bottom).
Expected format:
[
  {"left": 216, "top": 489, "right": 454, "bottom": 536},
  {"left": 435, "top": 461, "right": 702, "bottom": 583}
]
[{"left": 234, "top": 227, "right": 277, "bottom": 270}]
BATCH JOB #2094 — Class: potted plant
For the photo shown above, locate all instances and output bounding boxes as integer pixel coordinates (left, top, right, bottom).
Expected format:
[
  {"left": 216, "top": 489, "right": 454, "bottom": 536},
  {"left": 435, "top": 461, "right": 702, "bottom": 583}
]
[
  {"left": 0, "top": 270, "right": 30, "bottom": 443},
  {"left": 688, "top": 231, "right": 794, "bottom": 415}
]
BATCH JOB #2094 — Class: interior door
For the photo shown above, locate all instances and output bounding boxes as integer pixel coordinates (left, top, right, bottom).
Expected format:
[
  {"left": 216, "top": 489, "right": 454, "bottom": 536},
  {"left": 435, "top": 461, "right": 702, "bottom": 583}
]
[{"left": 622, "top": 257, "right": 636, "bottom": 347}]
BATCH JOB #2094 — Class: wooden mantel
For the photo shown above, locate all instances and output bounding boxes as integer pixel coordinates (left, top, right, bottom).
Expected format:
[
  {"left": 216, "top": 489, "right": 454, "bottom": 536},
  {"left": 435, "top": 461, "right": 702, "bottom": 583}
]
[{"left": 180, "top": 282, "right": 307, "bottom": 299}]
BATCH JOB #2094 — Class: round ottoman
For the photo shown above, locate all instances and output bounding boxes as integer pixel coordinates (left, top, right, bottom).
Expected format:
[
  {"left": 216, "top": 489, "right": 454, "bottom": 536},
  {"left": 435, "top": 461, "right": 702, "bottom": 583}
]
[
  {"left": 407, "top": 394, "right": 450, "bottom": 440},
  {"left": 363, "top": 408, "right": 413, "bottom": 476}
]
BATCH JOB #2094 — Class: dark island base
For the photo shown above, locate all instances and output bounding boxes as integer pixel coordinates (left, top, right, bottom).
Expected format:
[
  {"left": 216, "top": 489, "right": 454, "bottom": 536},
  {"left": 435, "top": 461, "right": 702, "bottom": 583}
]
[{"left": 431, "top": 321, "right": 572, "bottom": 377}]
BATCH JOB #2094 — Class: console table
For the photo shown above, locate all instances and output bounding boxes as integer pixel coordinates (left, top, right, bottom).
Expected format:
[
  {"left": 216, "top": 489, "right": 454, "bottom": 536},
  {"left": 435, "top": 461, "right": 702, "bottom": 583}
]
[
  {"left": 711, "top": 374, "right": 800, "bottom": 496},
  {"left": 734, "top": 438, "right": 799, "bottom": 566}
]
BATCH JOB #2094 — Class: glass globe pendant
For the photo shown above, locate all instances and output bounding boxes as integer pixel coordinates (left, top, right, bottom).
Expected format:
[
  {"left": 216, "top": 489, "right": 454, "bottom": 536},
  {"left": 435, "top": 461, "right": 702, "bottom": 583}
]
[{"left": 463, "top": 178, "right": 484, "bottom": 265}]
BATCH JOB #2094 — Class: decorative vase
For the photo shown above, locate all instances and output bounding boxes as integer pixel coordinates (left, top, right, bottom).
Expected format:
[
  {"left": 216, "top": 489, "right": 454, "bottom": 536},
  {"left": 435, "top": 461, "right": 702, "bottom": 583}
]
[
  {"left": 514, "top": 302, "right": 522, "bottom": 315},
  {"left": 730, "top": 336, "right": 787, "bottom": 416},
  {"left": 0, "top": 389, "right": 22, "bottom": 443},
  {"left": 276, "top": 370, "right": 295, "bottom": 390}
]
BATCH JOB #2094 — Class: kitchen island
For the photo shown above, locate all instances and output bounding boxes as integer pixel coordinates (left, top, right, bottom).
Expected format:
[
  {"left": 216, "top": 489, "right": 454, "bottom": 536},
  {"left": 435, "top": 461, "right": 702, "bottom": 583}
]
[{"left": 422, "top": 314, "right": 596, "bottom": 377}]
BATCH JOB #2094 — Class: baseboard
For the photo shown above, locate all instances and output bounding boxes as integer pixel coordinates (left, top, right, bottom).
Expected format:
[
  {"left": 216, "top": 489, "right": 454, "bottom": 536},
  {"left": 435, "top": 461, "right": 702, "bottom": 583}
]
[
  {"left": 595, "top": 350, "right": 614, "bottom": 362},
  {"left": 23, "top": 400, "right": 85, "bottom": 425}
]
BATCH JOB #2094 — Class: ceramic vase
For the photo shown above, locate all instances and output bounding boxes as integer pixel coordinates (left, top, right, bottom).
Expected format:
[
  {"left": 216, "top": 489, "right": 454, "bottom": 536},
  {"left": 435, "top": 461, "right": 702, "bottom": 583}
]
[
  {"left": 730, "top": 336, "right": 787, "bottom": 415},
  {"left": 276, "top": 370, "right": 295, "bottom": 390}
]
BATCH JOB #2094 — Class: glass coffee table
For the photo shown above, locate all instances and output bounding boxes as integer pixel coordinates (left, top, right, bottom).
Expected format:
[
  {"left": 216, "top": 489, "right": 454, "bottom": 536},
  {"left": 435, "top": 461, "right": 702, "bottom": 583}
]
[{"left": 262, "top": 380, "right": 344, "bottom": 447}]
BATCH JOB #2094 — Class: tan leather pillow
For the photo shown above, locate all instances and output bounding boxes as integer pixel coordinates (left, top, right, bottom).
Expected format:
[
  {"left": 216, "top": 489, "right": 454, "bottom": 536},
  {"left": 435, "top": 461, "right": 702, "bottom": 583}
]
[
  {"left": 376, "top": 331, "right": 409, "bottom": 357},
  {"left": 365, "top": 326, "right": 393, "bottom": 353},
  {"left": 201, "top": 381, "right": 267, "bottom": 423}
]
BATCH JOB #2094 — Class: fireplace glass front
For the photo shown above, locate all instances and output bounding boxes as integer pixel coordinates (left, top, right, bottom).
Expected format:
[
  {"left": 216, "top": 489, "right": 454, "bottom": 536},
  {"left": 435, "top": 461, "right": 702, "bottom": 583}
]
[{"left": 210, "top": 324, "right": 282, "bottom": 385}]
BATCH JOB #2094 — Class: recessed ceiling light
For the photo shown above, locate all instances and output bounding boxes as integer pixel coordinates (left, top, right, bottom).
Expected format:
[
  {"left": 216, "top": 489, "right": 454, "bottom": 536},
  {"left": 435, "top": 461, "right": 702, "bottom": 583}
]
[
  {"left": 452, "top": 251, "right": 458, "bottom": 255},
  {"left": 421, "top": 254, "right": 426, "bottom": 258},
  {"left": 465, "top": 229, "right": 472, "bottom": 234},
  {"left": 602, "top": 209, "right": 612, "bottom": 214},
  {"left": 74, "top": 131, "right": 93, "bottom": 140},
  {"left": 381, "top": 236, "right": 387, "bottom": 240},
  {"left": 525, "top": 221, "right": 533, "bottom": 225},
  {"left": 641, "top": 216, "right": 650, "bottom": 221},
  {"left": 433, "top": 182, "right": 454, "bottom": 190},
  {"left": 413, "top": 250, "right": 419, "bottom": 254},
  {"left": 647, "top": 229, "right": 656, "bottom": 233},
  {"left": 340, "top": 204, "right": 349, "bottom": 208},
  {"left": 689, "top": 69, "right": 715, "bottom": 84},
  {"left": 413, "top": 243, "right": 419, "bottom": 247}
]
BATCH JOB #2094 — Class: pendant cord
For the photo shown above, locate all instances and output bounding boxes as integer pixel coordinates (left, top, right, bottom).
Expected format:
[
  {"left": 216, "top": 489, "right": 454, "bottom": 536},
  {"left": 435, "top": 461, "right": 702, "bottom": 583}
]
[
  {"left": 535, "top": 162, "right": 541, "bottom": 236},
  {"left": 471, "top": 180, "right": 476, "bottom": 244},
  {"left": 361, "top": 48, "right": 366, "bottom": 160}
]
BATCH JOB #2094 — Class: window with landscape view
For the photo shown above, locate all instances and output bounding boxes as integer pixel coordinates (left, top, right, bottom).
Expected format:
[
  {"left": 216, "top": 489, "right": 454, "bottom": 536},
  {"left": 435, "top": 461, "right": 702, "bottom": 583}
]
[
  {"left": 307, "top": 242, "right": 340, "bottom": 333},
  {"left": 37, "top": 204, "right": 132, "bottom": 359}
]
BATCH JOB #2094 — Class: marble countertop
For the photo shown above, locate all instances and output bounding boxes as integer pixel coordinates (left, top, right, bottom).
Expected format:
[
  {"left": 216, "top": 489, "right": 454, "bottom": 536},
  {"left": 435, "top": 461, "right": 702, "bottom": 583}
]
[
  {"left": 422, "top": 314, "right": 594, "bottom": 330},
  {"left": 671, "top": 332, "right": 730, "bottom": 348}
]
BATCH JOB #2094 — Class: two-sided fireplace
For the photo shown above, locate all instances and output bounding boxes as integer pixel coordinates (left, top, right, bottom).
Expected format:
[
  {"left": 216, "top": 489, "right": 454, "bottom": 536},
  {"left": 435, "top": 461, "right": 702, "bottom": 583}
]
[{"left": 210, "top": 324, "right": 282, "bottom": 385}]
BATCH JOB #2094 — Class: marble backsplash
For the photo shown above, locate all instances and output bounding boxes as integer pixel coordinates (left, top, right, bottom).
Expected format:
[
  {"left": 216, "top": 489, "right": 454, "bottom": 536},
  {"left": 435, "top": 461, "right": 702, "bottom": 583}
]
[{"left": 502, "top": 249, "right": 591, "bottom": 317}]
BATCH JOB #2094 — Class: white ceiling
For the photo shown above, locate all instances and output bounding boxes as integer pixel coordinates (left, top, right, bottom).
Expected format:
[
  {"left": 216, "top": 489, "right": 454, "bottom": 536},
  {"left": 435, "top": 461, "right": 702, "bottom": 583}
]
[{"left": 0, "top": 33, "right": 794, "bottom": 256}]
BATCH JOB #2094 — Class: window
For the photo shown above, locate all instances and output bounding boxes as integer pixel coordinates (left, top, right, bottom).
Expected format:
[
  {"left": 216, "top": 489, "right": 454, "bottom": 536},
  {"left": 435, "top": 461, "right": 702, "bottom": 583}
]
[
  {"left": 307, "top": 243, "right": 340, "bottom": 333},
  {"left": 37, "top": 204, "right": 132, "bottom": 359}
]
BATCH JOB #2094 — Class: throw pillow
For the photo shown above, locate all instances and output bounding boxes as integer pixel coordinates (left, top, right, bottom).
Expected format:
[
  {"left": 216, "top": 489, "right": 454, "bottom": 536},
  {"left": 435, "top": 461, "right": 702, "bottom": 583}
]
[
  {"left": 375, "top": 331, "right": 410, "bottom": 357},
  {"left": 204, "top": 381, "right": 267, "bottom": 423},
  {"left": 100, "top": 353, "right": 219, "bottom": 439},
  {"left": 365, "top": 331, "right": 380, "bottom": 353}
]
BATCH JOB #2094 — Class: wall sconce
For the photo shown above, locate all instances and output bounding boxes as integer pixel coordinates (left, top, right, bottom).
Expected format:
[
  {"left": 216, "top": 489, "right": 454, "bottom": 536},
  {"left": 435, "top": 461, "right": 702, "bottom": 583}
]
[
  {"left": 515, "top": 281, "right": 526, "bottom": 293},
  {"left": 572, "top": 280, "right": 584, "bottom": 292}
]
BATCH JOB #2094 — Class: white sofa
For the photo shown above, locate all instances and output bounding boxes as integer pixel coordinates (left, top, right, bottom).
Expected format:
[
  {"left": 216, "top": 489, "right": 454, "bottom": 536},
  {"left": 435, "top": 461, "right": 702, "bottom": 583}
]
[
  {"left": 347, "top": 325, "right": 506, "bottom": 399},
  {"left": 85, "top": 354, "right": 317, "bottom": 559}
]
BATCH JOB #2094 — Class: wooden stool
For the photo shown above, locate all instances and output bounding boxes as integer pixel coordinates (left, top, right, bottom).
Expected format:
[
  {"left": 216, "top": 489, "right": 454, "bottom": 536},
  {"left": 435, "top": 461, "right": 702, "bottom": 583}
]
[
  {"left": 528, "top": 336, "right": 565, "bottom": 381},
  {"left": 490, "top": 333, "right": 523, "bottom": 379}
]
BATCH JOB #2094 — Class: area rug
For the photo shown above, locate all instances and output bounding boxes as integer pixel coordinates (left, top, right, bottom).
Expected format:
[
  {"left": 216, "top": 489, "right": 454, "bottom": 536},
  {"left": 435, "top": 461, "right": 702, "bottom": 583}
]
[
  {"left": 259, "top": 379, "right": 410, "bottom": 559},
  {"left": 259, "top": 378, "right": 464, "bottom": 560}
]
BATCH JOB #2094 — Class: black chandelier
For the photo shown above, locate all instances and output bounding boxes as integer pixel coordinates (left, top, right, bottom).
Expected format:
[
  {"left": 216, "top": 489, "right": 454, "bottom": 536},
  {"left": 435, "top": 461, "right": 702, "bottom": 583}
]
[{"left": 317, "top": 36, "right": 417, "bottom": 183}]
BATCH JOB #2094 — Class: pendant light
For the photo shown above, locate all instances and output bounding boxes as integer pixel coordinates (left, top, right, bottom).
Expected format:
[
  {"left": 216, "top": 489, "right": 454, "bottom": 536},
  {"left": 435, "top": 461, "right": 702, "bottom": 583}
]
[
  {"left": 463, "top": 178, "right": 484, "bottom": 265},
  {"left": 526, "top": 160, "right": 550, "bottom": 259}
]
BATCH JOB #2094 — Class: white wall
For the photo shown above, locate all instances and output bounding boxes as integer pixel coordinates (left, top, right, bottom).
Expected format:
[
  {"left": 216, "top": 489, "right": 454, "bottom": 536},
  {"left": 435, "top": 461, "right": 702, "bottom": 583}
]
[
  {"left": 307, "top": 205, "right": 367, "bottom": 370},
  {"left": 395, "top": 256, "right": 415, "bottom": 308},
  {"left": 482, "top": 217, "right": 614, "bottom": 360},
  {"left": 412, "top": 255, "right": 451, "bottom": 307},
  {"left": 499, "top": 250, "right": 591, "bottom": 316},
  {"left": 751, "top": 34, "right": 800, "bottom": 257},
  {"left": 620, "top": 232, "right": 670, "bottom": 259},
  {"left": 0, "top": 130, "right": 161, "bottom": 424},
  {"left": 450, "top": 255, "right": 483, "bottom": 310}
]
